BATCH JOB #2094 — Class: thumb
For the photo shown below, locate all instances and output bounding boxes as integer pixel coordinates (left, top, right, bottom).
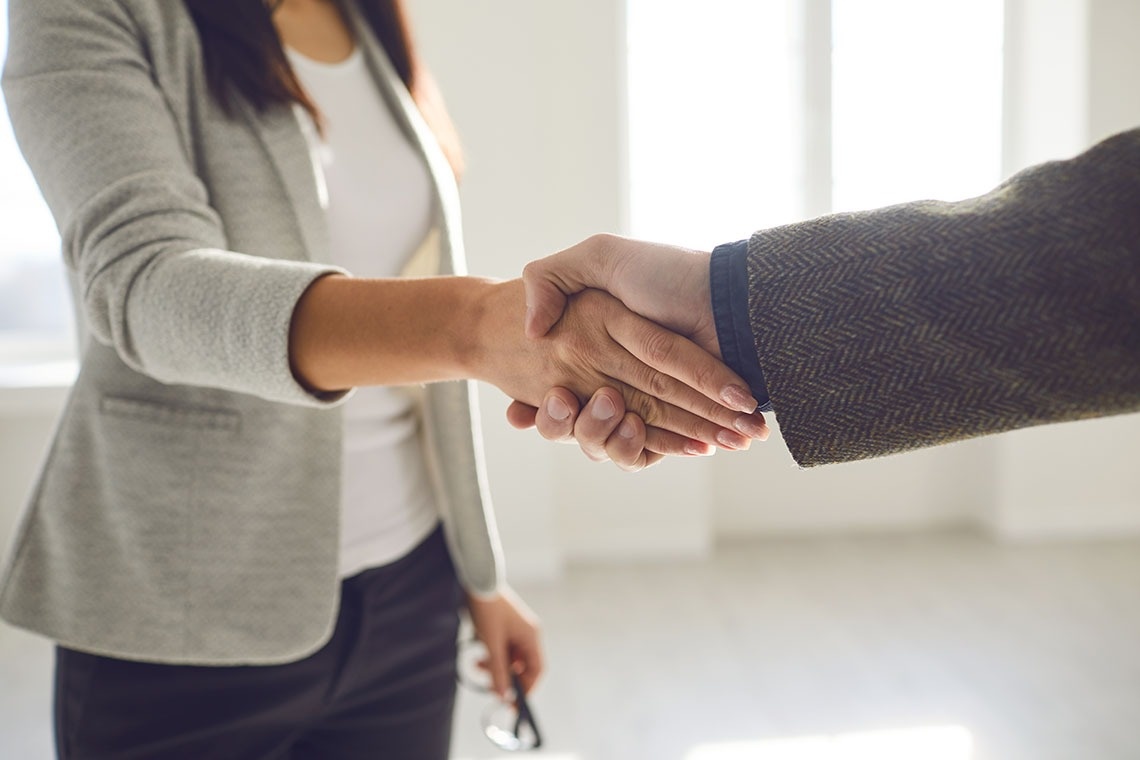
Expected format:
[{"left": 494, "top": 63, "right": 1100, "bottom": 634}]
[
  {"left": 521, "top": 235, "right": 614, "bottom": 338},
  {"left": 521, "top": 263, "right": 574, "bottom": 339},
  {"left": 505, "top": 400, "right": 539, "bottom": 430}
]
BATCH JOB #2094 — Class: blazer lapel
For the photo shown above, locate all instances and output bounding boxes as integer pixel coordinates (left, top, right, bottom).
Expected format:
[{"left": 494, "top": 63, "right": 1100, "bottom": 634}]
[
  {"left": 231, "top": 1, "right": 459, "bottom": 272},
  {"left": 236, "top": 98, "right": 332, "bottom": 264}
]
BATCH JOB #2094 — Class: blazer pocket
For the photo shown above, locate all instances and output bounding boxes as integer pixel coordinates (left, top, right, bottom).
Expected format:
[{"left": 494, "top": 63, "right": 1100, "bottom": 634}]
[{"left": 99, "top": 396, "right": 241, "bottom": 434}]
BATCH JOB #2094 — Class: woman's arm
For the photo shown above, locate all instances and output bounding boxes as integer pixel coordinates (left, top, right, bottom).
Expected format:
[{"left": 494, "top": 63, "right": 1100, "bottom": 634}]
[
  {"left": 3, "top": 0, "right": 754, "bottom": 446},
  {"left": 3, "top": 0, "right": 342, "bottom": 406},
  {"left": 290, "top": 274, "right": 758, "bottom": 450}
]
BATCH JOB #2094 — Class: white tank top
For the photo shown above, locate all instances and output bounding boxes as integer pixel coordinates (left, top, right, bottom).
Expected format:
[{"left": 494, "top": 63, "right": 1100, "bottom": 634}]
[{"left": 287, "top": 46, "right": 440, "bottom": 578}]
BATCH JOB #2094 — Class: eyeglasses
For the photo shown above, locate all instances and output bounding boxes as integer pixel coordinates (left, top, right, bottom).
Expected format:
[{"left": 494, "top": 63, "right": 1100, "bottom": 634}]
[{"left": 457, "top": 637, "right": 543, "bottom": 752}]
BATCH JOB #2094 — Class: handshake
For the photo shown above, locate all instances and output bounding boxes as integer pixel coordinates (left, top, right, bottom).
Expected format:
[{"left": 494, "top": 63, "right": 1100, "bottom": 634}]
[
  {"left": 295, "top": 129, "right": 1140, "bottom": 470},
  {"left": 501, "top": 233, "right": 769, "bottom": 472}
]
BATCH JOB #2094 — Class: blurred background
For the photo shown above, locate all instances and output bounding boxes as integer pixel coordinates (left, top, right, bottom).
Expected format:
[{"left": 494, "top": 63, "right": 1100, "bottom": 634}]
[{"left": 2, "top": 1, "right": 1139, "bottom": 758}]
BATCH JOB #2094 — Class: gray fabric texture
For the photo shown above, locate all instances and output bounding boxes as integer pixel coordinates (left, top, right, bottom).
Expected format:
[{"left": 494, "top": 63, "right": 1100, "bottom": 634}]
[
  {"left": 0, "top": 0, "right": 503, "bottom": 665},
  {"left": 745, "top": 129, "right": 1140, "bottom": 466}
]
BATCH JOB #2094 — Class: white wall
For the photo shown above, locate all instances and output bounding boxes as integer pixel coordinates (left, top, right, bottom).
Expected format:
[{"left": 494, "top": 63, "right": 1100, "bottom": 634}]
[{"left": 712, "top": 420, "right": 996, "bottom": 537}]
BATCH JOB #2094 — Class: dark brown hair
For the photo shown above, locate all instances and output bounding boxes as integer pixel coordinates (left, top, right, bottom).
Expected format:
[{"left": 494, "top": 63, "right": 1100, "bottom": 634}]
[{"left": 183, "top": 0, "right": 463, "bottom": 177}]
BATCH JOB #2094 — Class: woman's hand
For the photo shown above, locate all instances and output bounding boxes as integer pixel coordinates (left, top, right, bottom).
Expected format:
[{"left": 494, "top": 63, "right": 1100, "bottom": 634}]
[
  {"left": 470, "top": 281, "right": 757, "bottom": 451},
  {"left": 290, "top": 273, "right": 757, "bottom": 449},
  {"left": 290, "top": 275, "right": 755, "bottom": 449},
  {"left": 466, "top": 588, "right": 543, "bottom": 700}
]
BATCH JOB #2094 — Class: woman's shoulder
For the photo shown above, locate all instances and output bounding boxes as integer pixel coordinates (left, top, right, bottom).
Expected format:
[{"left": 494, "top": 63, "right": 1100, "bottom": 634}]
[
  {"left": 4, "top": 0, "right": 200, "bottom": 81},
  {"left": 5, "top": 0, "right": 195, "bottom": 48}
]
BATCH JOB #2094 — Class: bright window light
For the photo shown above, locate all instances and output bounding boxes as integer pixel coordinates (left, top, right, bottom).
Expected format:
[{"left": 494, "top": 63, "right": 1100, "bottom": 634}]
[
  {"left": 626, "top": 0, "right": 803, "bottom": 250},
  {"left": 627, "top": 0, "right": 1004, "bottom": 242},
  {"left": 832, "top": 0, "right": 1004, "bottom": 211},
  {"left": 0, "top": 1, "right": 59, "bottom": 264},
  {"left": 0, "top": 0, "right": 74, "bottom": 367},
  {"left": 686, "top": 725, "right": 974, "bottom": 760}
]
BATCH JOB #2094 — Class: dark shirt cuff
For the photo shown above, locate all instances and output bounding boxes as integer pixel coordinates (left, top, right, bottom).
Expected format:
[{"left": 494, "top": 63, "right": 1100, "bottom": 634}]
[{"left": 710, "top": 239, "right": 772, "bottom": 412}]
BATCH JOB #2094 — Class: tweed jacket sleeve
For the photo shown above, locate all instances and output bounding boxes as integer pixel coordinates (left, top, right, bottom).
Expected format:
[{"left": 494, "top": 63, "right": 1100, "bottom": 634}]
[{"left": 714, "top": 128, "right": 1140, "bottom": 467}]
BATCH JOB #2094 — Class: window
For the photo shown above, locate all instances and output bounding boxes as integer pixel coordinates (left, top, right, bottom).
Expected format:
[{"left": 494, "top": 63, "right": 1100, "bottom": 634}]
[
  {"left": 626, "top": 0, "right": 1004, "bottom": 249},
  {"left": 0, "top": 0, "right": 75, "bottom": 374}
]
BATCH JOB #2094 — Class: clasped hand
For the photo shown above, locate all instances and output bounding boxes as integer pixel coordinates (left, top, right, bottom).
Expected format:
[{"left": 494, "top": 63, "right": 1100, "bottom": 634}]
[
  {"left": 501, "top": 234, "right": 770, "bottom": 470},
  {"left": 475, "top": 279, "right": 759, "bottom": 459}
]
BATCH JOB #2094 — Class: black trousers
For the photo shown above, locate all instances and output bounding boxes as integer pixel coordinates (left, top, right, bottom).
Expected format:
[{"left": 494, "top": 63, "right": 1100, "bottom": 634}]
[{"left": 54, "top": 527, "right": 464, "bottom": 760}]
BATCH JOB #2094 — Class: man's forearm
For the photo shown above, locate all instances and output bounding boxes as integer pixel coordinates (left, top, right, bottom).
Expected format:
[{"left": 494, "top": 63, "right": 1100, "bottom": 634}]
[{"left": 719, "top": 128, "right": 1140, "bottom": 466}]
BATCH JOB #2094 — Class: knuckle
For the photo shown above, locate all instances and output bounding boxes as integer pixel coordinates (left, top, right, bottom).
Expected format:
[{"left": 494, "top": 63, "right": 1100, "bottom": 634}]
[
  {"left": 626, "top": 389, "right": 661, "bottom": 424},
  {"left": 693, "top": 395, "right": 735, "bottom": 427},
  {"left": 586, "top": 232, "right": 617, "bottom": 252},
  {"left": 690, "top": 361, "right": 718, "bottom": 395},
  {"left": 645, "top": 367, "right": 674, "bottom": 401},
  {"left": 639, "top": 327, "right": 678, "bottom": 368}
]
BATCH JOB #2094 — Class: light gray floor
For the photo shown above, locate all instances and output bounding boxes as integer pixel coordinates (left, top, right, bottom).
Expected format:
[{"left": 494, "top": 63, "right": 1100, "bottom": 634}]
[{"left": 4, "top": 531, "right": 1140, "bottom": 759}]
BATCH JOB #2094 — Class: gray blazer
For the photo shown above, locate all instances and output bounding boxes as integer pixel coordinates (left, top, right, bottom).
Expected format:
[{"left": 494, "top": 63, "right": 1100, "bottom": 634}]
[{"left": 0, "top": 0, "right": 503, "bottom": 665}]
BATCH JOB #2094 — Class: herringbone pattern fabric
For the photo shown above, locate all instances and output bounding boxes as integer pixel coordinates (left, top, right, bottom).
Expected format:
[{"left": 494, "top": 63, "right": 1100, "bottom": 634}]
[{"left": 749, "top": 129, "right": 1140, "bottom": 467}]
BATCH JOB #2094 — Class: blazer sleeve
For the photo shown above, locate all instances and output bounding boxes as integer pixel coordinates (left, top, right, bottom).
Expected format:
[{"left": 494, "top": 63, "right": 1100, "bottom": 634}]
[
  {"left": 2, "top": 0, "right": 345, "bottom": 406},
  {"left": 738, "top": 128, "right": 1140, "bottom": 466}
]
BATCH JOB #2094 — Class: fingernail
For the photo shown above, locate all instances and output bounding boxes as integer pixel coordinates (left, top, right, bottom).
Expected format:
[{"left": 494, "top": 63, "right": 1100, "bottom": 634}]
[
  {"left": 546, "top": 396, "right": 570, "bottom": 421},
  {"left": 720, "top": 384, "right": 759, "bottom": 414},
  {"left": 684, "top": 442, "right": 715, "bottom": 456},
  {"left": 617, "top": 419, "right": 637, "bottom": 439},
  {"left": 733, "top": 415, "right": 770, "bottom": 441},
  {"left": 716, "top": 429, "right": 751, "bottom": 450},
  {"left": 592, "top": 395, "right": 616, "bottom": 420}
]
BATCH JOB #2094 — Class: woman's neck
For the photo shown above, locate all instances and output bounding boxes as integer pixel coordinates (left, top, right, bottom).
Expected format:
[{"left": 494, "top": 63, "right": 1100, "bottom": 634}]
[{"left": 272, "top": 0, "right": 357, "bottom": 64}]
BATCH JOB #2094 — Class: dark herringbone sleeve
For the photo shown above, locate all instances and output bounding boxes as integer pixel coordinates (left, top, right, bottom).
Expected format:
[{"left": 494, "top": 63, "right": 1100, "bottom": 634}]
[{"left": 749, "top": 128, "right": 1140, "bottom": 467}]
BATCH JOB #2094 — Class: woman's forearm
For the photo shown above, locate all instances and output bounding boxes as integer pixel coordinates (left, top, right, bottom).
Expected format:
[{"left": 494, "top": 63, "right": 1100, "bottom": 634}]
[
  {"left": 288, "top": 273, "right": 497, "bottom": 393},
  {"left": 289, "top": 273, "right": 757, "bottom": 449}
]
